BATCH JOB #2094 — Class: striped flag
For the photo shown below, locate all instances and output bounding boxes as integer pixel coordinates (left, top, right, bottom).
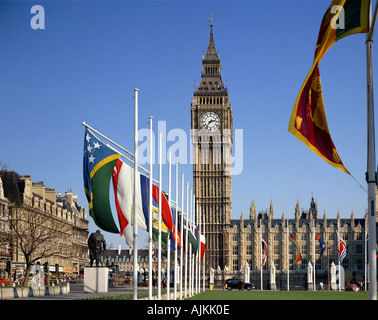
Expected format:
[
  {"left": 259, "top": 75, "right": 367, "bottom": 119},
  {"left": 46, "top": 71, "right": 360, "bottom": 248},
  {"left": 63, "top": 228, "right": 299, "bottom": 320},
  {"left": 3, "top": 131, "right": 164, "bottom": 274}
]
[{"left": 338, "top": 234, "right": 347, "bottom": 262}]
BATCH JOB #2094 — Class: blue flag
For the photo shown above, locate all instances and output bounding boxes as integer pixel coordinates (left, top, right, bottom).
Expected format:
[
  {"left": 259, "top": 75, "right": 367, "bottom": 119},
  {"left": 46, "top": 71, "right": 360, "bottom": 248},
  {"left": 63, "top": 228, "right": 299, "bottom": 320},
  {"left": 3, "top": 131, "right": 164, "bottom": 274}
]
[{"left": 316, "top": 233, "right": 326, "bottom": 259}]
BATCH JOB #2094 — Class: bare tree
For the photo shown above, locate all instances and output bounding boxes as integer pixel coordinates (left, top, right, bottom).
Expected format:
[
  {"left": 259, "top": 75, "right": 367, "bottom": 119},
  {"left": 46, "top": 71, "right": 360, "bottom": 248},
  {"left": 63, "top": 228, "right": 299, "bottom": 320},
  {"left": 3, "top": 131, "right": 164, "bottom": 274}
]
[{"left": 9, "top": 205, "right": 72, "bottom": 286}]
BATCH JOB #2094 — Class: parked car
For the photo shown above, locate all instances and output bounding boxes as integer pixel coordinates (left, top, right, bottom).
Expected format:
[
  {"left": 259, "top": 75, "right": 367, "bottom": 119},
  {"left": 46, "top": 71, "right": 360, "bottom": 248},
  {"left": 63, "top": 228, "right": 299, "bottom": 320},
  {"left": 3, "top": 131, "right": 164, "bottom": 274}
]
[
  {"left": 0, "top": 277, "right": 10, "bottom": 286},
  {"left": 225, "top": 278, "right": 255, "bottom": 290},
  {"left": 345, "top": 284, "right": 360, "bottom": 292}
]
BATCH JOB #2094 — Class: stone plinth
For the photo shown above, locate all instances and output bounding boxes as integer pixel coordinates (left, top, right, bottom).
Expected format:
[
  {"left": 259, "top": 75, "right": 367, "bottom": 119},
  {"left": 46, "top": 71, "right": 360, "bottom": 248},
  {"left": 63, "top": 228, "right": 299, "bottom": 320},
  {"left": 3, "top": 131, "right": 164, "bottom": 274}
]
[{"left": 84, "top": 267, "right": 109, "bottom": 293}]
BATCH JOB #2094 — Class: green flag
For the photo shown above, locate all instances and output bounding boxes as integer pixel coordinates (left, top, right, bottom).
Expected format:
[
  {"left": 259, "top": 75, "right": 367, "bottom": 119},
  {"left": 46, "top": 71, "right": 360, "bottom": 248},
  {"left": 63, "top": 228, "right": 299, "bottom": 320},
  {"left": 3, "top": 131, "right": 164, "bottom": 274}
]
[{"left": 83, "top": 128, "right": 120, "bottom": 234}]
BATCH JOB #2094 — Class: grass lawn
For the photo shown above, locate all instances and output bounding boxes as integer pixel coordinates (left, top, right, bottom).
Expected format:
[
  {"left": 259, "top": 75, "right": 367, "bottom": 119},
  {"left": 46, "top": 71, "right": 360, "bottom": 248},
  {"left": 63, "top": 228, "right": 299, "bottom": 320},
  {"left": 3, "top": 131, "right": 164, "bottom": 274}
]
[{"left": 185, "top": 289, "right": 371, "bottom": 300}]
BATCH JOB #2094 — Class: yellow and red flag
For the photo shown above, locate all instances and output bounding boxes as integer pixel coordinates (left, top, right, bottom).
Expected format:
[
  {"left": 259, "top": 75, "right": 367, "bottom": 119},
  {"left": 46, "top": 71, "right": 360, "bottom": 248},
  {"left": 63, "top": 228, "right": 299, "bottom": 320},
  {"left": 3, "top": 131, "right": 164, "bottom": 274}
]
[{"left": 289, "top": 0, "right": 370, "bottom": 174}]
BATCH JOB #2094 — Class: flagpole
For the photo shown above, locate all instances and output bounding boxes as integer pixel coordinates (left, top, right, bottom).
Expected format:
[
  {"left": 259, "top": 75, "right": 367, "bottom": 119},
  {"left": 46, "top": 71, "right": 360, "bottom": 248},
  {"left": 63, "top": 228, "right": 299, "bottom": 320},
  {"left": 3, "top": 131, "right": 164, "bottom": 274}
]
[
  {"left": 367, "top": 0, "right": 377, "bottom": 301},
  {"left": 148, "top": 116, "right": 153, "bottom": 300},
  {"left": 180, "top": 172, "right": 184, "bottom": 299},
  {"left": 198, "top": 202, "right": 201, "bottom": 293},
  {"left": 158, "top": 131, "right": 162, "bottom": 300},
  {"left": 202, "top": 207, "right": 205, "bottom": 292},
  {"left": 192, "top": 215, "right": 195, "bottom": 294},
  {"left": 195, "top": 193, "right": 198, "bottom": 294},
  {"left": 365, "top": 225, "right": 368, "bottom": 292},
  {"left": 337, "top": 223, "right": 340, "bottom": 291},
  {"left": 185, "top": 185, "right": 190, "bottom": 297},
  {"left": 287, "top": 219, "right": 289, "bottom": 291},
  {"left": 313, "top": 219, "right": 316, "bottom": 291},
  {"left": 133, "top": 88, "right": 139, "bottom": 300},
  {"left": 193, "top": 196, "right": 196, "bottom": 294},
  {"left": 174, "top": 162, "right": 178, "bottom": 300},
  {"left": 188, "top": 213, "right": 192, "bottom": 297},
  {"left": 259, "top": 219, "right": 262, "bottom": 291},
  {"left": 166, "top": 149, "right": 172, "bottom": 300}
]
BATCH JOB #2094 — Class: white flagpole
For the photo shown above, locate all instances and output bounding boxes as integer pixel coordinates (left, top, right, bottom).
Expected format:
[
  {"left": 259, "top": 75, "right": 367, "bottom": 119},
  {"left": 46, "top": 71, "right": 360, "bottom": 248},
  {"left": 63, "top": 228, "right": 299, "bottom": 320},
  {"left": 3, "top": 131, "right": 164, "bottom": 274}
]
[
  {"left": 202, "top": 207, "right": 205, "bottom": 292},
  {"left": 174, "top": 162, "right": 178, "bottom": 300},
  {"left": 313, "top": 219, "right": 316, "bottom": 291},
  {"left": 148, "top": 116, "right": 153, "bottom": 300},
  {"left": 193, "top": 199, "right": 198, "bottom": 294},
  {"left": 365, "top": 226, "right": 368, "bottom": 292},
  {"left": 287, "top": 219, "right": 289, "bottom": 291},
  {"left": 185, "top": 184, "right": 190, "bottom": 297},
  {"left": 259, "top": 218, "right": 262, "bottom": 291},
  {"left": 189, "top": 196, "right": 192, "bottom": 296},
  {"left": 367, "top": 0, "right": 377, "bottom": 300},
  {"left": 193, "top": 194, "right": 196, "bottom": 294},
  {"left": 166, "top": 149, "right": 171, "bottom": 300},
  {"left": 158, "top": 131, "right": 162, "bottom": 300},
  {"left": 196, "top": 199, "right": 199, "bottom": 294},
  {"left": 198, "top": 202, "right": 201, "bottom": 293},
  {"left": 337, "top": 222, "right": 341, "bottom": 291},
  {"left": 133, "top": 88, "right": 139, "bottom": 300},
  {"left": 180, "top": 172, "right": 184, "bottom": 299},
  {"left": 188, "top": 205, "right": 194, "bottom": 296}
]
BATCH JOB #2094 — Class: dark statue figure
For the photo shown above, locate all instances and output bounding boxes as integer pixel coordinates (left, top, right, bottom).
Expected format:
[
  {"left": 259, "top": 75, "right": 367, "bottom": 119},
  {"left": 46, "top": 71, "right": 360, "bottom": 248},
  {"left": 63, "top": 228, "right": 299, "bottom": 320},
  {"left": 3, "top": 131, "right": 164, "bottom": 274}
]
[{"left": 88, "top": 230, "right": 106, "bottom": 267}]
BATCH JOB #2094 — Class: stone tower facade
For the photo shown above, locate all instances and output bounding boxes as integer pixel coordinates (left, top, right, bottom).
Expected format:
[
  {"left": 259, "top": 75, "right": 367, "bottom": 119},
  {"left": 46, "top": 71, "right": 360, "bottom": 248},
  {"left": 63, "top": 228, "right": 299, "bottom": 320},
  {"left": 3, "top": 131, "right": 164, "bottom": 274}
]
[{"left": 191, "top": 18, "right": 233, "bottom": 270}]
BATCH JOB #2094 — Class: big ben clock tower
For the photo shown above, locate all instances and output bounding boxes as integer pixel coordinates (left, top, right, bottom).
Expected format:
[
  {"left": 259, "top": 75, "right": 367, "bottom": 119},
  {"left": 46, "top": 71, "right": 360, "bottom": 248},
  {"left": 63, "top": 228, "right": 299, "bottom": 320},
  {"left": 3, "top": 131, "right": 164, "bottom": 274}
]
[{"left": 191, "top": 16, "right": 233, "bottom": 270}]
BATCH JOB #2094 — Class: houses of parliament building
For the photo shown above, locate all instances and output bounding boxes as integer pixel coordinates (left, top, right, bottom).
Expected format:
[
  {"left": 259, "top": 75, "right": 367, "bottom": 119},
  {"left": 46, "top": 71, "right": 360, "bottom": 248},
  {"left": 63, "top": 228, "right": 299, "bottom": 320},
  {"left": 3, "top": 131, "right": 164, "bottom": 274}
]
[{"left": 192, "top": 18, "right": 378, "bottom": 276}]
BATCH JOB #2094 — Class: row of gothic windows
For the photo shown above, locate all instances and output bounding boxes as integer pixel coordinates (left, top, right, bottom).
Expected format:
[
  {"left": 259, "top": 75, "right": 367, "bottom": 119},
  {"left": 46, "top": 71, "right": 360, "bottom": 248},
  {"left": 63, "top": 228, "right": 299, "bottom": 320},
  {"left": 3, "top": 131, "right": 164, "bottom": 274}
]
[{"left": 198, "top": 96, "right": 223, "bottom": 105}]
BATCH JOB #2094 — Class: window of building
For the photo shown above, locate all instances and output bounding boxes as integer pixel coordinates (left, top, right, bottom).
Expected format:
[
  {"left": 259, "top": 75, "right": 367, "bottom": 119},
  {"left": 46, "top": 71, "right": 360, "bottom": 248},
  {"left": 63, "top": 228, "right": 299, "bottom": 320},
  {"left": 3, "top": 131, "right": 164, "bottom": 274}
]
[{"left": 233, "top": 259, "right": 239, "bottom": 271}]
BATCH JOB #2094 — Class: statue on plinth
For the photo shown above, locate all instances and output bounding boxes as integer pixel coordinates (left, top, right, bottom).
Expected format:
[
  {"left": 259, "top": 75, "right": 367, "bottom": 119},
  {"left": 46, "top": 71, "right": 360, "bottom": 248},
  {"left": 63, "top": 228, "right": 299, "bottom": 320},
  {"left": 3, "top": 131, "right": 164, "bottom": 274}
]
[{"left": 88, "top": 230, "right": 106, "bottom": 267}]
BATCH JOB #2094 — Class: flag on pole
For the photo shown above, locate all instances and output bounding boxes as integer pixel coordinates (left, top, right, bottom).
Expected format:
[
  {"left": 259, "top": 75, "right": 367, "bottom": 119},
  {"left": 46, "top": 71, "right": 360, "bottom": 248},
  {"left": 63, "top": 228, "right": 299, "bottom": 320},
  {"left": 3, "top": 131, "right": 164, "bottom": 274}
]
[
  {"left": 152, "top": 185, "right": 173, "bottom": 231},
  {"left": 338, "top": 234, "right": 347, "bottom": 262},
  {"left": 177, "top": 210, "right": 187, "bottom": 252},
  {"left": 111, "top": 159, "right": 149, "bottom": 247},
  {"left": 152, "top": 205, "right": 170, "bottom": 246},
  {"left": 83, "top": 128, "right": 120, "bottom": 234},
  {"left": 200, "top": 233, "right": 206, "bottom": 261},
  {"left": 288, "top": 0, "right": 370, "bottom": 174},
  {"left": 170, "top": 207, "right": 182, "bottom": 251},
  {"left": 152, "top": 185, "right": 182, "bottom": 248},
  {"left": 261, "top": 238, "right": 268, "bottom": 266},
  {"left": 289, "top": 235, "right": 301, "bottom": 264},
  {"left": 316, "top": 233, "right": 327, "bottom": 259},
  {"left": 188, "top": 222, "right": 198, "bottom": 253}
]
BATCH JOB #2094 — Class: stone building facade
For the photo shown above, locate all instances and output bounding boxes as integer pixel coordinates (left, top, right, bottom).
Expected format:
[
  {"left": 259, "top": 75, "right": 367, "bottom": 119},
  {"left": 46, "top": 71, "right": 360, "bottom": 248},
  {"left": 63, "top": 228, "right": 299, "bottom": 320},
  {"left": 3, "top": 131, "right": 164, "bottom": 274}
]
[
  {"left": 0, "top": 171, "right": 89, "bottom": 278},
  {"left": 226, "top": 197, "right": 375, "bottom": 276}
]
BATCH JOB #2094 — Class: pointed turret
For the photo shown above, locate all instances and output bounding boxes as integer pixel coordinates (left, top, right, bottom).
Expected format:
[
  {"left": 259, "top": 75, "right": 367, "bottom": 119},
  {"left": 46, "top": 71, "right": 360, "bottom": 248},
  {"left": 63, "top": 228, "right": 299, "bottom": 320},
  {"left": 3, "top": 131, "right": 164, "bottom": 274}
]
[
  {"left": 269, "top": 200, "right": 274, "bottom": 221},
  {"left": 250, "top": 200, "right": 257, "bottom": 220},
  {"left": 295, "top": 201, "right": 301, "bottom": 221},
  {"left": 195, "top": 15, "right": 227, "bottom": 95},
  {"left": 203, "top": 15, "right": 219, "bottom": 63}
]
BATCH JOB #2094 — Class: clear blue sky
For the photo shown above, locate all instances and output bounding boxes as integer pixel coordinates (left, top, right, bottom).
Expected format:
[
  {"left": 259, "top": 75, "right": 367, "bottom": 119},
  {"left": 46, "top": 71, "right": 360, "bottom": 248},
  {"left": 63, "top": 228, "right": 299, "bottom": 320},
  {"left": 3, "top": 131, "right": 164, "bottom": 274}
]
[{"left": 0, "top": 0, "right": 375, "bottom": 248}]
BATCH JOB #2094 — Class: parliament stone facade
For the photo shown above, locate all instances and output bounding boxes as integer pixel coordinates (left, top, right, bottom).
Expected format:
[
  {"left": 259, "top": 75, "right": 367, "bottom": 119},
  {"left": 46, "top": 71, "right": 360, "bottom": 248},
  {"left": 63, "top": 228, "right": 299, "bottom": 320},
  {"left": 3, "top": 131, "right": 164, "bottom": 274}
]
[{"left": 227, "top": 197, "right": 372, "bottom": 273}]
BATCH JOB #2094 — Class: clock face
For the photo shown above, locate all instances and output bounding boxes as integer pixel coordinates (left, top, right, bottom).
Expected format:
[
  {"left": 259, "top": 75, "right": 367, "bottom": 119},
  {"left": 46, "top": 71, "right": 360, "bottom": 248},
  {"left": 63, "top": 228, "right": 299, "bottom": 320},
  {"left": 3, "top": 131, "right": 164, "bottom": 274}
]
[{"left": 201, "top": 111, "right": 221, "bottom": 131}]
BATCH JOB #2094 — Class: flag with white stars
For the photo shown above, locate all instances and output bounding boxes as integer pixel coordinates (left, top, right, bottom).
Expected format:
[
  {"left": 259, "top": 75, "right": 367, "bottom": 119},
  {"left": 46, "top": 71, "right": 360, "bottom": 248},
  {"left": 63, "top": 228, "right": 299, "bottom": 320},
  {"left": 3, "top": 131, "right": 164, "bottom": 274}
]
[{"left": 83, "top": 127, "right": 120, "bottom": 234}]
